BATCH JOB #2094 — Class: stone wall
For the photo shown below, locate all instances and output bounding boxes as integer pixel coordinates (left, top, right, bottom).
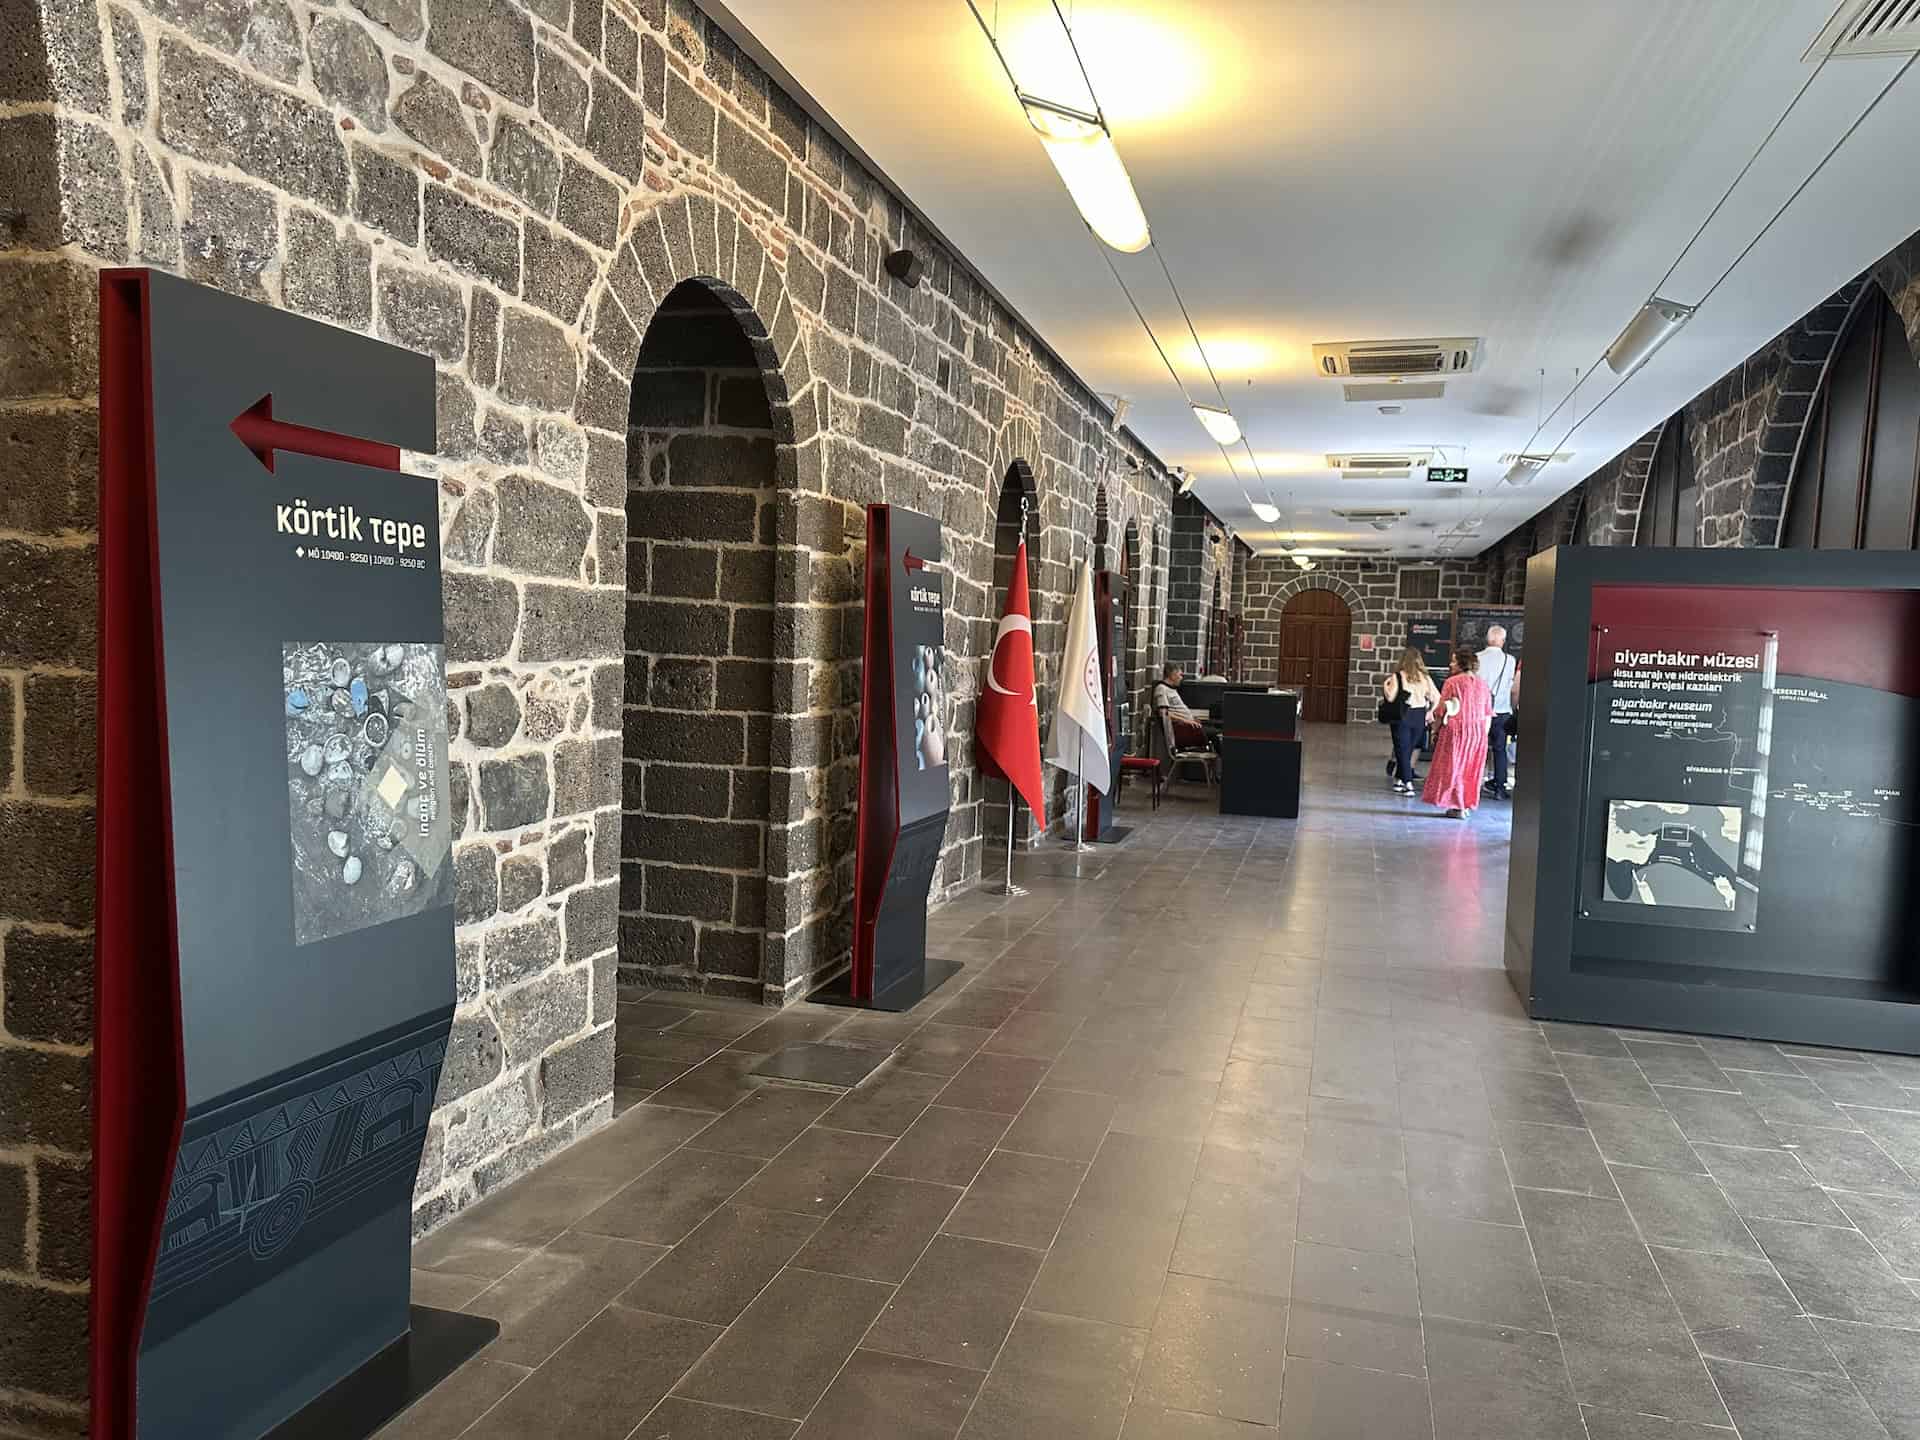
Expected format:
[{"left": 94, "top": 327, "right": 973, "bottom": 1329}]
[
  {"left": 1165, "top": 493, "right": 1214, "bottom": 670},
  {"left": 1244, "top": 558, "right": 1491, "bottom": 724},
  {"left": 0, "top": 0, "right": 1186, "bottom": 1426}
]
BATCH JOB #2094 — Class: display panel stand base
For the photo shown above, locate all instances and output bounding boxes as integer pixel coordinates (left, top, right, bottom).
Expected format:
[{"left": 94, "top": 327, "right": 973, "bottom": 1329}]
[
  {"left": 1090, "top": 826, "right": 1133, "bottom": 846},
  {"left": 264, "top": 1306, "right": 498, "bottom": 1440},
  {"left": 809, "top": 958, "right": 964, "bottom": 1014}
]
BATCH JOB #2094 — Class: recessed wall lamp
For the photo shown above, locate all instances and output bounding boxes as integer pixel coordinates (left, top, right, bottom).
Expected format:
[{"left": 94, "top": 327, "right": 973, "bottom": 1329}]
[
  {"left": 1605, "top": 297, "right": 1694, "bottom": 376},
  {"left": 1172, "top": 467, "right": 1196, "bottom": 496},
  {"left": 883, "top": 249, "right": 924, "bottom": 288},
  {"left": 1192, "top": 403, "right": 1241, "bottom": 446}
]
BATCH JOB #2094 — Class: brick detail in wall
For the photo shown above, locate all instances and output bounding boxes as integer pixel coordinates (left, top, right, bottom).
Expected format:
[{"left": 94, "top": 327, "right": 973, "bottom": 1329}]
[
  {"left": 1243, "top": 558, "right": 1492, "bottom": 724},
  {"left": 0, "top": 0, "right": 1192, "bottom": 1418},
  {"left": 620, "top": 286, "right": 778, "bottom": 1001}
]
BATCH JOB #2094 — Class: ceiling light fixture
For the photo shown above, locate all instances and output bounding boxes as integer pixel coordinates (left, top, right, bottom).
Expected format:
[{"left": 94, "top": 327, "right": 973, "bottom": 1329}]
[
  {"left": 1019, "top": 96, "right": 1150, "bottom": 254},
  {"left": 1250, "top": 501, "right": 1281, "bottom": 524},
  {"left": 1604, "top": 297, "right": 1695, "bottom": 376},
  {"left": 1192, "top": 403, "right": 1241, "bottom": 446}
]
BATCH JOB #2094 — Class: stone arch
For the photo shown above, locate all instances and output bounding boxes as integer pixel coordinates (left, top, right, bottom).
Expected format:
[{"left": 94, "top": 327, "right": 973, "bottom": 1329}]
[
  {"left": 571, "top": 193, "right": 821, "bottom": 1006},
  {"left": 1249, "top": 572, "right": 1389, "bottom": 725},
  {"left": 1769, "top": 276, "right": 1887, "bottom": 548}
]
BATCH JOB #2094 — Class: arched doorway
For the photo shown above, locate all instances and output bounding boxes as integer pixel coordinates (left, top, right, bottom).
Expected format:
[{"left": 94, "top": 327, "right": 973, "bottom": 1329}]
[
  {"left": 619, "top": 279, "right": 779, "bottom": 1009},
  {"left": 1634, "top": 419, "right": 1696, "bottom": 547},
  {"left": 1278, "top": 590, "right": 1351, "bottom": 723},
  {"left": 1783, "top": 284, "right": 1920, "bottom": 551}
]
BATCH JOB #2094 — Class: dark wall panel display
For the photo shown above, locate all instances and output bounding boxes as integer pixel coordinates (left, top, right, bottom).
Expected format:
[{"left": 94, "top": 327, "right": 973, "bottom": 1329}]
[
  {"left": 1453, "top": 603, "right": 1525, "bottom": 655},
  {"left": 845, "top": 504, "right": 957, "bottom": 1011},
  {"left": 95, "top": 270, "right": 489, "bottom": 1440},
  {"left": 1407, "top": 615, "right": 1453, "bottom": 672},
  {"left": 1507, "top": 545, "right": 1920, "bottom": 1056}
]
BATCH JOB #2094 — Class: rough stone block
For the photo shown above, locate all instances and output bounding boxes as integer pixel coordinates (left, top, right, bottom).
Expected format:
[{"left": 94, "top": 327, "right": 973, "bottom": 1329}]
[
  {"left": 548, "top": 828, "right": 590, "bottom": 892},
  {"left": 500, "top": 308, "right": 578, "bottom": 411},
  {"left": 465, "top": 683, "right": 520, "bottom": 748},
  {"left": 698, "top": 926, "right": 760, "bottom": 980},
  {"left": 649, "top": 545, "right": 718, "bottom": 599},
  {"left": 426, "top": 0, "right": 535, "bottom": 105},
  {"left": 0, "top": 1280, "right": 87, "bottom": 1403},
  {"left": 182, "top": 171, "right": 277, "bottom": 299},
  {"left": 437, "top": 1013, "right": 504, "bottom": 1106},
  {"left": 564, "top": 879, "right": 618, "bottom": 962},
  {"left": 284, "top": 210, "right": 374, "bottom": 329},
  {"left": 0, "top": 538, "right": 93, "bottom": 671},
  {"left": 485, "top": 913, "right": 562, "bottom": 988},
  {"left": 21, "top": 672, "right": 93, "bottom": 799},
  {"left": 425, "top": 184, "right": 520, "bottom": 291},
  {"left": 645, "top": 657, "right": 715, "bottom": 711},
  {"left": 377, "top": 264, "right": 466, "bottom": 362},
  {"left": 454, "top": 842, "right": 497, "bottom": 924},
  {"left": 349, "top": 146, "right": 419, "bottom": 247},
  {"left": 525, "top": 223, "right": 595, "bottom": 324},
  {"left": 557, "top": 157, "right": 618, "bottom": 250},
  {"left": 351, "top": 0, "right": 425, "bottom": 41},
  {"left": 626, "top": 489, "right": 757, "bottom": 543},
  {"left": 644, "top": 863, "right": 732, "bottom": 922},
  {"left": 159, "top": 39, "right": 347, "bottom": 206},
  {"left": 626, "top": 813, "right": 761, "bottom": 868},
  {"left": 491, "top": 116, "right": 561, "bottom": 214},
  {"left": 622, "top": 913, "right": 694, "bottom": 972},
  {"left": 391, "top": 72, "right": 482, "bottom": 174},
  {"left": 493, "top": 474, "right": 591, "bottom": 579},
  {"left": 641, "top": 763, "right": 731, "bottom": 819},
  {"left": 0, "top": 406, "right": 95, "bottom": 535},
  {"left": 519, "top": 583, "right": 619, "bottom": 663},
  {"left": 540, "top": 1024, "right": 613, "bottom": 1124},
  {"left": 663, "top": 71, "right": 714, "bottom": 159},
  {"left": 537, "top": 44, "right": 590, "bottom": 144},
  {"left": 1, "top": 927, "right": 91, "bottom": 1046},
  {"left": 585, "top": 70, "right": 645, "bottom": 181},
  {"left": 310, "top": 14, "right": 389, "bottom": 131},
  {"left": 479, "top": 753, "right": 550, "bottom": 830},
  {"left": 626, "top": 598, "right": 729, "bottom": 656},
  {"left": 667, "top": 432, "right": 775, "bottom": 490},
  {"left": 0, "top": 1045, "right": 89, "bottom": 1152},
  {"left": 549, "top": 735, "right": 600, "bottom": 814},
  {"left": 493, "top": 965, "right": 589, "bottom": 1065}
]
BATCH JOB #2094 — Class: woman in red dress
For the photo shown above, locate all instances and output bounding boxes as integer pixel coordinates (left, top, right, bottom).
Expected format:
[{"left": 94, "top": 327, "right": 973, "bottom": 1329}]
[{"left": 1422, "top": 648, "right": 1493, "bottom": 818}]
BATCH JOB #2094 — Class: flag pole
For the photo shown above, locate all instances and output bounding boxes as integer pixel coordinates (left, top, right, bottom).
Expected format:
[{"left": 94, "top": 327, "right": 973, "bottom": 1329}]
[{"left": 992, "top": 781, "right": 1027, "bottom": 897}]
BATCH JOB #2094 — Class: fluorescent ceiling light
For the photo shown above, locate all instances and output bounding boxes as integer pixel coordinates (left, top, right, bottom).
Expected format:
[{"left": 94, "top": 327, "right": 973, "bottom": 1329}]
[
  {"left": 1250, "top": 501, "right": 1281, "bottom": 523},
  {"left": 1191, "top": 403, "right": 1241, "bottom": 446},
  {"left": 1022, "top": 98, "right": 1150, "bottom": 254},
  {"left": 1605, "top": 297, "right": 1695, "bottom": 377}
]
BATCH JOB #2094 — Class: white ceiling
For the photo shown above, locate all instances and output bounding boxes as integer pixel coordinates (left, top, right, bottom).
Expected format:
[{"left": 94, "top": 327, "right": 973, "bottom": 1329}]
[{"left": 721, "top": 1, "right": 1920, "bottom": 556}]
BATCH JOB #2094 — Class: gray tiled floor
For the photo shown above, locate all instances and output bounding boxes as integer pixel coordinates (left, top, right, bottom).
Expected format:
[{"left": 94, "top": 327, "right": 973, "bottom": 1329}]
[{"left": 387, "top": 726, "right": 1920, "bottom": 1439}]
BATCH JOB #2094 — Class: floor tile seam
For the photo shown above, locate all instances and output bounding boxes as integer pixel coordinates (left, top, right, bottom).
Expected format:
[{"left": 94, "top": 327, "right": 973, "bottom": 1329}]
[
  {"left": 947, "top": 1057, "right": 1122, "bottom": 1440},
  {"left": 1697, "top": 1354, "right": 1899, "bottom": 1440},
  {"left": 1494, "top": 1166, "right": 1605, "bottom": 1434}
]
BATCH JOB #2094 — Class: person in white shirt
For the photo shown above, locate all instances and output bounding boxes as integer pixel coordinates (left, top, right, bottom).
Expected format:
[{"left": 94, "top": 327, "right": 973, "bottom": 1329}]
[
  {"left": 1477, "top": 626, "right": 1517, "bottom": 799},
  {"left": 1153, "top": 664, "right": 1207, "bottom": 748}
]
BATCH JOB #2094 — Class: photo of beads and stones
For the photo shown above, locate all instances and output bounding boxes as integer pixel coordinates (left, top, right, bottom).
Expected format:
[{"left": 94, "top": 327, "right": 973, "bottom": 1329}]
[
  {"left": 283, "top": 641, "right": 453, "bottom": 946},
  {"left": 911, "top": 643, "right": 947, "bottom": 771}
]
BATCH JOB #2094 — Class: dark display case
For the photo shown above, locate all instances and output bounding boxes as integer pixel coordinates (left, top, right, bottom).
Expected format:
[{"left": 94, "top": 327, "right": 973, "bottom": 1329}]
[
  {"left": 1507, "top": 546, "right": 1920, "bottom": 1054},
  {"left": 1219, "top": 691, "right": 1302, "bottom": 819}
]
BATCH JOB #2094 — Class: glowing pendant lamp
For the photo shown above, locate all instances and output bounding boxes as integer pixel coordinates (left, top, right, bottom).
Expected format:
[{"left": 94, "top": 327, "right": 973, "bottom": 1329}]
[
  {"left": 1021, "top": 95, "right": 1151, "bottom": 254},
  {"left": 1191, "top": 403, "right": 1241, "bottom": 446}
]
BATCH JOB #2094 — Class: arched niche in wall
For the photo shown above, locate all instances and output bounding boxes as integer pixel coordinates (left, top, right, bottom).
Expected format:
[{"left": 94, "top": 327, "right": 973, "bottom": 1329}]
[
  {"left": 1782, "top": 283, "right": 1920, "bottom": 551},
  {"left": 1093, "top": 484, "right": 1111, "bottom": 574},
  {"left": 619, "top": 278, "right": 784, "bottom": 1013},
  {"left": 1634, "top": 416, "right": 1697, "bottom": 548},
  {"left": 1122, "top": 518, "right": 1144, "bottom": 747}
]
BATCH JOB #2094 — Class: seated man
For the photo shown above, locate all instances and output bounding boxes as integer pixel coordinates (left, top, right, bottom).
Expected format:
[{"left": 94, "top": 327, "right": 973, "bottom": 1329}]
[{"left": 1153, "top": 664, "right": 1209, "bottom": 750}]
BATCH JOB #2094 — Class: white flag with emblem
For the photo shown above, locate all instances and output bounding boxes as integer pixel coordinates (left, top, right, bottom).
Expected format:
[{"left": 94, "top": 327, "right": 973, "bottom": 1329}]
[{"left": 1046, "top": 559, "right": 1110, "bottom": 792}]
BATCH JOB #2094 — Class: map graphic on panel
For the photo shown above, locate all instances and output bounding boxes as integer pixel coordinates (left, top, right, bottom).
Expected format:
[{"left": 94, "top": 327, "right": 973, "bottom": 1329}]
[{"left": 1604, "top": 801, "right": 1743, "bottom": 911}]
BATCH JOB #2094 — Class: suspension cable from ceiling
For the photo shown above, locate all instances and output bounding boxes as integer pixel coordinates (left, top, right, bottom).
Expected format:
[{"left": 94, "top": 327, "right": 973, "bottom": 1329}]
[
  {"left": 968, "top": 0, "right": 1280, "bottom": 527},
  {"left": 1447, "top": 46, "right": 1913, "bottom": 555}
]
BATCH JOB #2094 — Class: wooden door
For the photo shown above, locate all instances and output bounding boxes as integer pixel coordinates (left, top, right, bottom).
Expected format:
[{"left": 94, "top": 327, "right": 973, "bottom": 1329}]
[{"left": 1276, "top": 590, "right": 1351, "bottom": 723}]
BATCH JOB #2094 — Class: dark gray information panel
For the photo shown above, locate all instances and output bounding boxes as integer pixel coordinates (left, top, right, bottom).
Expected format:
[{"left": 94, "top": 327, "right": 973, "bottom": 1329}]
[{"left": 99, "top": 270, "right": 469, "bottom": 1439}]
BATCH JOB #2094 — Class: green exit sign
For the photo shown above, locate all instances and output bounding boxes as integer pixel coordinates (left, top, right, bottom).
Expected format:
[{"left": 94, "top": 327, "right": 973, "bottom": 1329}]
[{"left": 1427, "top": 467, "right": 1469, "bottom": 483}]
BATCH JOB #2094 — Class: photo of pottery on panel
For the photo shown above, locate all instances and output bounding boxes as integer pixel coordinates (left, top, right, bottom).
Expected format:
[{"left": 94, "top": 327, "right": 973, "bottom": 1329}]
[{"left": 283, "top": 640, "right": 454, "bottom": 945}]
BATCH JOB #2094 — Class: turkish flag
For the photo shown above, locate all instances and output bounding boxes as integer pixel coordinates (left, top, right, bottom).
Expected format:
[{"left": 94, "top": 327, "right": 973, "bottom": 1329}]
[{"left": 977, "top": 541, "right": 1047, "bottom": 826}]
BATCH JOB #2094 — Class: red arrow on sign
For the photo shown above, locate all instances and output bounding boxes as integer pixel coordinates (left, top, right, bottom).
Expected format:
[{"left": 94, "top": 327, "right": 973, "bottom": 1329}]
[{"left": 230, "top": 394, "right": 403, "bottom": 474}]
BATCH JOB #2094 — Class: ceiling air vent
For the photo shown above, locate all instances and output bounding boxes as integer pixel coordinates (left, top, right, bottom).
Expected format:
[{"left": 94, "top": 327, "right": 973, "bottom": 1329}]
[
  {"left": 1328, "top": 450, "right": 1433, "bottom": 479},
  {"left": 1342, "top": 381, "right": 1447, "bottom": 403},
  {"left": 1806, "top": 0, "right": 1920, "bottom": 58},
  {"left": 1332, "top": 507, "right": 1408, "bottom": 532},
  {"left": 1315, "top": 338, "right": 1480, "bottom": 379}
]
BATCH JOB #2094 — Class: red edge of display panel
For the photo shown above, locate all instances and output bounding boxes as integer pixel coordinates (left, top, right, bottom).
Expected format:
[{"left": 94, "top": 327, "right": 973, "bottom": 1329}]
[
  {"left": 1589, "top": 584, "right": 1920, "bottom": 697},
  {"left": 850, "top": 506, "right": 901, "bottom": 1001},
  {"left": 93, "top": 270, "right": 188, "bottom": 1440}
]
